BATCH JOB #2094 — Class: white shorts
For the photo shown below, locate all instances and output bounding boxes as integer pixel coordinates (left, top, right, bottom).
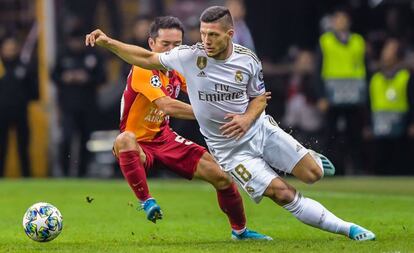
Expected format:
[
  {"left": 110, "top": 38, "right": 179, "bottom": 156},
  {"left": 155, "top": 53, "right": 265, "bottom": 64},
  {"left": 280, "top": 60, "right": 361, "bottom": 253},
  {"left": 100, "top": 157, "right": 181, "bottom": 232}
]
[{"left": 210, "top": 115, "right": 308, "bottom": 203}]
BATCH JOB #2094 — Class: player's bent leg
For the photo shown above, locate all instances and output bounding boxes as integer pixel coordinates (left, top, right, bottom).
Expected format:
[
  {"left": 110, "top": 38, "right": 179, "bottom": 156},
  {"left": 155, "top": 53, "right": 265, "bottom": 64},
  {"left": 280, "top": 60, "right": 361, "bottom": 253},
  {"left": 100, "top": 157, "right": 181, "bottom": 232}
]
[
  {"left": 291, "top": 153, "right": 324, "bottom": 184},
  {"left": 193, "top": 152, "right": 232, "bottom": 190},
  {"left": 308, "top": 150, "right": 336, "bottom": 177},
  {"left": 193, "top": 153, "right": 271, "bottom": 240},
  {"left": 114, "top": 131, "right": 162, "bottom": 223},
  {"left": 260, "top": 121, "right": 332, "bottom": 183},
  {"left": 264, "top": 177, "right": 375, "bottom": 241},
  {"left": 114, "top": 131, "right": 146, "bottom": 164},
  {"left": 263, "top": 177, "right": 297, "bottom": 205}
]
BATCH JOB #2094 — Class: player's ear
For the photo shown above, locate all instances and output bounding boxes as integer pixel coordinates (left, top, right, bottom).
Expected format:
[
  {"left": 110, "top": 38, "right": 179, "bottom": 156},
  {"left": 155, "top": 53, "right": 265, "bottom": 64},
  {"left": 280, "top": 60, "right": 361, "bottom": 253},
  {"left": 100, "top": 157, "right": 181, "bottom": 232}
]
[
  {"left": 148, "top": 37, "right": 155, "bottom": 50},
  {"left": 227, "top": 29, "right": 234, "bottom": 39}
]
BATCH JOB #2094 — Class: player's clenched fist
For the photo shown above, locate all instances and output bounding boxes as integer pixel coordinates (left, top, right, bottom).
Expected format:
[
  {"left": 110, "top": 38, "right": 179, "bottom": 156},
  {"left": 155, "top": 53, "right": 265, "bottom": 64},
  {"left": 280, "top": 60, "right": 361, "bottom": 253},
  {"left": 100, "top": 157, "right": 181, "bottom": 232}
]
[{"left": 85, "top": 29, "right": 110, "bottom": 47}]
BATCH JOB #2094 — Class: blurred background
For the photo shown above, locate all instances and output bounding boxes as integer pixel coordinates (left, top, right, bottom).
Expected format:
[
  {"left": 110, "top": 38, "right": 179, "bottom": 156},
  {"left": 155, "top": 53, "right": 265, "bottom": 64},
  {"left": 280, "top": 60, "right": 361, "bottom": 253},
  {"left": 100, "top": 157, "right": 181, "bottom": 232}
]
[{"left": 1, "top": 0, "right": 414, "bottom": 178}]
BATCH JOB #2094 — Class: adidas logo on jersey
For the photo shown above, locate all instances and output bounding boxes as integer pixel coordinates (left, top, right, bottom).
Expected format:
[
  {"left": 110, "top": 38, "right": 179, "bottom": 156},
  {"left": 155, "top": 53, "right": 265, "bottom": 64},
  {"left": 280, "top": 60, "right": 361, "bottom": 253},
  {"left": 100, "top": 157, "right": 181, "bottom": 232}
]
[{"left": 197, "top": 71, "right": 207, "bottom": 77}]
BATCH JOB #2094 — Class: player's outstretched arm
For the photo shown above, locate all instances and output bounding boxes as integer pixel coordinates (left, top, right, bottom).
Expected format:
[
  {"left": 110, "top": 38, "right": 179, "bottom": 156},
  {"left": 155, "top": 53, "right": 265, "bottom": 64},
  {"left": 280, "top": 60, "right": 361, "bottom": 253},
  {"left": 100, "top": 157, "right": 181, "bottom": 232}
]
[
  {"left": 85, "top": 29, "right": 164, "bottom": 70},
  {"left": 154, "top": 96, "right": 195, "bottom": 120}
]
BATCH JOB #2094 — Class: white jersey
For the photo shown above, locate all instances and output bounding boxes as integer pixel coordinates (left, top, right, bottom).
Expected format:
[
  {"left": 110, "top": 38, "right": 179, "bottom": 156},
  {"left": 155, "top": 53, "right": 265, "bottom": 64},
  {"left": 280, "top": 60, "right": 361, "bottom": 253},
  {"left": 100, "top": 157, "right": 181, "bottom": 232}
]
[{"left": 159, "top": 43, "right": 266, "bottom": 153}]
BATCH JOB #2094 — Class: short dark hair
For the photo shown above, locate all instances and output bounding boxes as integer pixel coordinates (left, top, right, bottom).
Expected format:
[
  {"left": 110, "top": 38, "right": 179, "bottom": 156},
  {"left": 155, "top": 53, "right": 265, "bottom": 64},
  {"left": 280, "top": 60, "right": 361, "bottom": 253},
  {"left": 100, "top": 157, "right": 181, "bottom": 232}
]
[
  {"left": 200, "top": 6, "right": 233, "bottom": 27},
  {"left": 149, "top": 16, "right": 184, "bottom": 39},
  {"left": 332, "top": 5, "right": 351, "bottom": 17}
]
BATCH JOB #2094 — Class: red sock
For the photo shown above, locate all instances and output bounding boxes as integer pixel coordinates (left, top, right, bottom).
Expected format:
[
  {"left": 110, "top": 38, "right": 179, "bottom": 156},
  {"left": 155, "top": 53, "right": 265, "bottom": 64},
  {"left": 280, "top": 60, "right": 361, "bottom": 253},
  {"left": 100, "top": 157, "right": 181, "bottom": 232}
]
[
  {"left": 119, "top": 150, "right": 151, "bottom": 202},
  {"left": 217, "top": 183, "right": 246, "bottom": 231}
]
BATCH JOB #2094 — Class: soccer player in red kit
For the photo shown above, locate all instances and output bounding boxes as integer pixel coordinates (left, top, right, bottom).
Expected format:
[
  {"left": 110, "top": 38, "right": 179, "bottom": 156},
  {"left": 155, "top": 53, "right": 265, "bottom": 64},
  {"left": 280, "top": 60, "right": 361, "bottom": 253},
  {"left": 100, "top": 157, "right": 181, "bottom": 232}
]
[{"left": 111, "top": 16, "right": 271, "bottom": 240}]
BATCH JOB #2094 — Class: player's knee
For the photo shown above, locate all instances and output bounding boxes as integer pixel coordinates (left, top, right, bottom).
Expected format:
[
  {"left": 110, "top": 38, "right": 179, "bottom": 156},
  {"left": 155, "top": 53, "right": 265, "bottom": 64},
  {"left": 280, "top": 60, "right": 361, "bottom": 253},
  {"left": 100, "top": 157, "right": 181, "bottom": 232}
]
[
  {"left": 115, "top": 132, "right": 136, "bottom": 151},
  {"left": 213, "top": 173, "right": 232, "bottom": 190},
  {"left": 264, "top": 179, "right": 295, "bottom": 206},
  {"left": 198, "top": 154, "right": 232, "bottom": 190},
  {"left": 208, "top": 164, "right": 232, "bottom": 190},
  {"left": 272, "top": 188, "right": 295, "bottom": 206}
]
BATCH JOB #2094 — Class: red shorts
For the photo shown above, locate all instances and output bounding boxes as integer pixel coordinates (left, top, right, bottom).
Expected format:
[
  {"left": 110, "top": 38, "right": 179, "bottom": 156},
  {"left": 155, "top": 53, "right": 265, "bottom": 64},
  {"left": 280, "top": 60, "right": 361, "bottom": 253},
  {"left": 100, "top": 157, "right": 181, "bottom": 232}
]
[{"left": 138, "top": 128, "right": 207, "bottom": 180}]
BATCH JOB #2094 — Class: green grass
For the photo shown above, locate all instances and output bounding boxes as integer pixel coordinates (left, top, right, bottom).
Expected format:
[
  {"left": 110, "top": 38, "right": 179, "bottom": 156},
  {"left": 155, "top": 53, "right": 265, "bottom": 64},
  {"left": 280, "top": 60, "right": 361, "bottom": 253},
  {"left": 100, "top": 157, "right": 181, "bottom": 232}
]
[{"left": 0, "top": 177, "right": 413, "bottom": 253}]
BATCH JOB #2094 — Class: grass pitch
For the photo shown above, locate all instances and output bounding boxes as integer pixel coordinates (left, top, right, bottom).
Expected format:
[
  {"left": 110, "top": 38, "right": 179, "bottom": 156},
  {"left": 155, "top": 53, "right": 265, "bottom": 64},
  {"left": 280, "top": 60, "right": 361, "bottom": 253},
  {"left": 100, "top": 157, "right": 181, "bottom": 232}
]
[{"left": 0, "top": 177, "right": 413, "bottom": 253}]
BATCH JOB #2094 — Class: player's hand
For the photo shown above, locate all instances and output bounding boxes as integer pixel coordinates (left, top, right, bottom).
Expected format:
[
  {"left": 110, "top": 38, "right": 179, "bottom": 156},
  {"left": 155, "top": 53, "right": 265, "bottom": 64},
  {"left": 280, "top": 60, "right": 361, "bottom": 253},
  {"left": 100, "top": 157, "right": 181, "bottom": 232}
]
[
  {"left": 85, "top": 29, "right": 110, "bottom": 48},
  {"left": 265, "top": 91, "right": 272, "bottom": 101},
  {"left": 220, "top": 113, "right": 254, "bottom": 140}
]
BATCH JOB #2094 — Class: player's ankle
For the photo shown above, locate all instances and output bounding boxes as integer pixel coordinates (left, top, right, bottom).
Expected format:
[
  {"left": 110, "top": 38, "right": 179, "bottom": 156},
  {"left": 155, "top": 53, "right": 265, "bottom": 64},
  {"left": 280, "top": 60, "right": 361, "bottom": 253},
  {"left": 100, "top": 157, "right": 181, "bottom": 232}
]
[{"left": 232, "top": 227, "right": 246, "bottom": 235}]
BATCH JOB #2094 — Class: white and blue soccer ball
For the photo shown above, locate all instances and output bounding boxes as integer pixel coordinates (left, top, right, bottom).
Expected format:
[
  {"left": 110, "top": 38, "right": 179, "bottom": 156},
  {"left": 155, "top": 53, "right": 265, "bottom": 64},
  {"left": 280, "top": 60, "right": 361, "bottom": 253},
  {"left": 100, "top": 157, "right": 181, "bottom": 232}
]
[{"left": 22, "top": 202, "right": 63, "bottom": 242}]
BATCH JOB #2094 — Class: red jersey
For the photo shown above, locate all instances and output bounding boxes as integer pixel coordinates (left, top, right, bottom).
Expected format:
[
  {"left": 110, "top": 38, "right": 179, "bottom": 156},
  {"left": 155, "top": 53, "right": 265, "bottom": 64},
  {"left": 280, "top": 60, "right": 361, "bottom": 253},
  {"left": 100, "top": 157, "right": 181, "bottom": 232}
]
[{"left": 119, "top": 66, "right": 187, "bottom": 141}]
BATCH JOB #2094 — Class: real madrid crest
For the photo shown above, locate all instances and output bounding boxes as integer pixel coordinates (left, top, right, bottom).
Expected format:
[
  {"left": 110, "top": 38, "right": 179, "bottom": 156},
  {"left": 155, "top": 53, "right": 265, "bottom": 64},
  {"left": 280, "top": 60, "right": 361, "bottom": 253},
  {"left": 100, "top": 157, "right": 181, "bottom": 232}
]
[
  {"left": 235, "top": 70, "right": 243, "bottom": 83},
  {"left": 197, "top": 56, "right": 207, "bottom": 70}
]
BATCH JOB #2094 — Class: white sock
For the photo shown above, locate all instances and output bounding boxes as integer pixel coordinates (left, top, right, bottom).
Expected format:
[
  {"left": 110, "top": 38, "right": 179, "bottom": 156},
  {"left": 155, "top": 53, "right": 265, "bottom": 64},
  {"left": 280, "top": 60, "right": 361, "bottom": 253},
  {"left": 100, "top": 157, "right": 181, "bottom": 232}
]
[{"left": 283, "top": 192, "right": 352, "bottom": 236}]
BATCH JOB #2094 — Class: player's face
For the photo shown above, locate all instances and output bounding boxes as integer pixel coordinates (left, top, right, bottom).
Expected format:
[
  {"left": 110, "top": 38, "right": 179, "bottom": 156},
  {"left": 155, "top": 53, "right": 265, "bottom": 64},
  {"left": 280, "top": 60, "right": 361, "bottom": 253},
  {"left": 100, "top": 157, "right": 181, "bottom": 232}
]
[
  {"left": 149, "top": 28, "right": 183, "bottom": 53},
  {"left": 200, "top": 22, "right": 233, "bottom": 59}
]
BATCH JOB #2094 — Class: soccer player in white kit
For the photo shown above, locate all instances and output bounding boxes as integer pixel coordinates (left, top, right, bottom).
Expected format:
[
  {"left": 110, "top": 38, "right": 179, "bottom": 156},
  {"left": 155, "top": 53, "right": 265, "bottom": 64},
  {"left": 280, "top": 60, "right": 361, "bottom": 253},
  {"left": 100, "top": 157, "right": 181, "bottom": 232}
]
[{"left": 85, "top": 6, "right": 375, "bottom": 241}]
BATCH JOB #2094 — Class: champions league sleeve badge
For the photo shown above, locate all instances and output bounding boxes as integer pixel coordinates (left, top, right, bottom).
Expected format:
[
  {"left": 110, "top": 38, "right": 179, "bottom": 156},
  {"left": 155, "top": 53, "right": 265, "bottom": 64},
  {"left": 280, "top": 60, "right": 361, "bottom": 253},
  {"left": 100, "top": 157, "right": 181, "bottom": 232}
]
[{"left": 150, "top": 75, "right": 162, "bottom": 88}]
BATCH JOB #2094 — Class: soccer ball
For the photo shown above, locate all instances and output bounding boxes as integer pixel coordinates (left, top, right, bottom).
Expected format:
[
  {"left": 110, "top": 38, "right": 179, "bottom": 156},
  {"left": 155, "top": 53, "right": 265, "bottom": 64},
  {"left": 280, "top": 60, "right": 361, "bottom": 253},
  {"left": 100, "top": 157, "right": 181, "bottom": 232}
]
[{"left": 22, "top": 202, "right": 63, "bottom": 242}]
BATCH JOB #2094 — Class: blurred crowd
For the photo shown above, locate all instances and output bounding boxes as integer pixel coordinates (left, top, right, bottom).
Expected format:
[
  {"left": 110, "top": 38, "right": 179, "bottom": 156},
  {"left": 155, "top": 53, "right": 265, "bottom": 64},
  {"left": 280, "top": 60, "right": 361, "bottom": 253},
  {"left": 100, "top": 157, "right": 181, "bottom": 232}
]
[{"left": 1, "top": 0, "right": 414, "bottom": 177}]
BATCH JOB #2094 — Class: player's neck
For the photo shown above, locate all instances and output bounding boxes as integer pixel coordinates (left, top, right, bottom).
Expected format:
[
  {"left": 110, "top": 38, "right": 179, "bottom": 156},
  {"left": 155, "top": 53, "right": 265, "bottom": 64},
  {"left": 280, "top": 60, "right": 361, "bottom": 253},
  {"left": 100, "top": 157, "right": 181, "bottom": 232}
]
[{"left": 213, "top": 42, "right": 233, "bottom": 61}]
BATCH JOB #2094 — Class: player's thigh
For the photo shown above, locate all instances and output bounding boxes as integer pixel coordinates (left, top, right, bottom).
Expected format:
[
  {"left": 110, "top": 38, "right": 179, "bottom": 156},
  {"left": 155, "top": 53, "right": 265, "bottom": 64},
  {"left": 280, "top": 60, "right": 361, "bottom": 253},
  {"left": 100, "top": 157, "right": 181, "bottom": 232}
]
[
  {"left": 154, "top": 131, "right": 207, "bottom": 180},
  {"left": 228, "top": 156, "right": 278, "bottom": 203},
  {"left": 262, "top": 120, "right": 308, "bottom": 174},
  {"left": 193, "top": 152, "right": 232, "bottom": 190}
]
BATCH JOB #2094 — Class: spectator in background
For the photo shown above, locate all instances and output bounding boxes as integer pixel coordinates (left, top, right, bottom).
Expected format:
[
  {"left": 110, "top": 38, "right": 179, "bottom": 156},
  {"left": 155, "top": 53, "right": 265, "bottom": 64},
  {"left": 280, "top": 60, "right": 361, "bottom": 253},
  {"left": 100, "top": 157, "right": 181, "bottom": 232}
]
[
  {"left": 282, "top": 50, "right": 323, "bottom": 150},
  {"left": 367, "top": 7, "right": 413, "bottom": 63},
  {"left": 63, "top": 0, "right": 122, "bottom": 38},
  {"left": 317, "top": 8, "right": 367, "bottom": 174},
  {"left": 184, "top": 21, "right": 201, "bottom": 45},
  {"left": 225, "top": 0, "right": 255, "bottom": 51},
  {"left": 129, "top": 15, "right": 152, "bottom": 49},
  {"left": 366, "top": 38, "right": 414, "bottom": 175},
  {"left": 0, "top": 36, "right": 38, "bottom": 177},
  {"left": 52, "top": 29, "right": 106, "bottom": 177},
  {"left": 121, "top": 15, "right": 152, "bottom": 77}
]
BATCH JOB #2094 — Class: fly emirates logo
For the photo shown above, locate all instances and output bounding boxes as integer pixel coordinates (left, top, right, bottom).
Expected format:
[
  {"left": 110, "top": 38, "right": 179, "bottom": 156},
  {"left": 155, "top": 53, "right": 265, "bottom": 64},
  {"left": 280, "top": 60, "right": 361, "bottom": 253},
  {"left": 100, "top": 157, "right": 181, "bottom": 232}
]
[
  {"left": 198, "top": 83, "right": 245, "bottom": 102},
  {"left": 144, "top": 107, "right": 167, "bottom": 123}
]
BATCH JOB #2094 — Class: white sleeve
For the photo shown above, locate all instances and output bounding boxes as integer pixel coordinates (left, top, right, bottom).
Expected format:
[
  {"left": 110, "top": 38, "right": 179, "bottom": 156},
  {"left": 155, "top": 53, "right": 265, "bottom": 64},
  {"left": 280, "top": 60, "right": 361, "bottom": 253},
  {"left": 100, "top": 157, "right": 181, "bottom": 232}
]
[
  {"left": 158, "top": 45, "right": 192, "bottom": 74},
  {"left": 247, "top": 61, "right": 266, "bottom": 97}
]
